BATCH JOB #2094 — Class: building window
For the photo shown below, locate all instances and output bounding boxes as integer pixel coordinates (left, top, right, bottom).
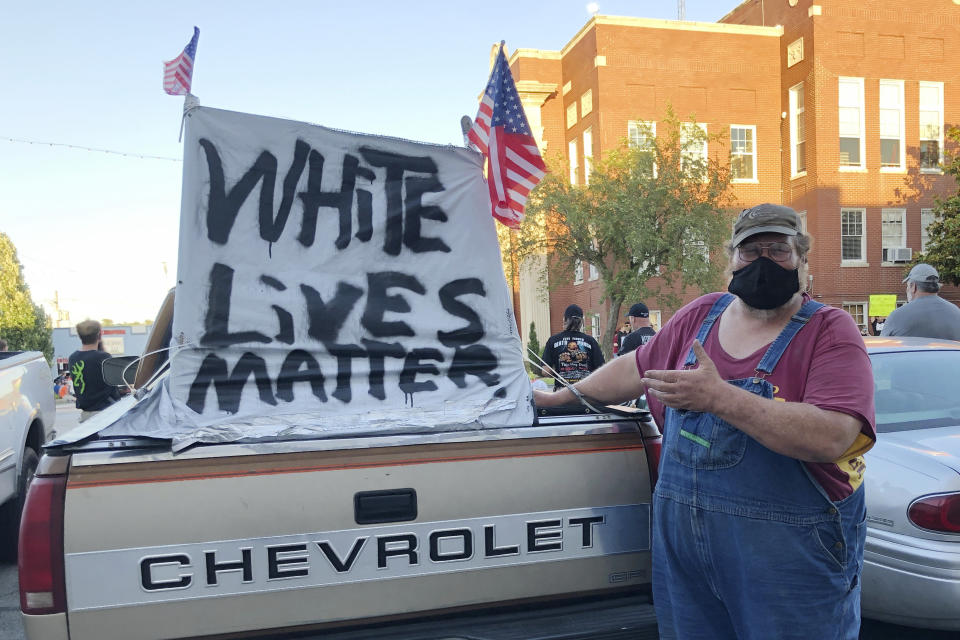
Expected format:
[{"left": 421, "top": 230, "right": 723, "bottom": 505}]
[
  {"left": 680, "top": 123, "right": 707, "bottom": 172},
  {"left": 568, "top": 139, "right": 578, "bottom": 185},
  {"left": 842, "top": 303, "right": 868, "bottom": 334},
  {"left": 581, "top": 90, "right": 593, "bottom": 117},
  {"left": 590, "top": 313, "right": 601, "bottom": 339},
  {"left": 574, "top": 261, "right": 584, "bottom": 284},
  {"left": 789, "top": 83, "right": 806, "bottom": 175},
  {"left": 730, "top": 125, "right": 757, "bottom": 181},
  {"left": 921, "top": 208, "right": 936, "bottom": 252},
  {"left": 920, "top": 81, "right": 944, "bottom": 171},
  {"left": 583, "top": 127, "right": 593, "bottom": 185},
  {"left": 683, "top": 231, "right": 710, "bottom": 263},
  {"left": 841, "top": 208, "right": 866, "bottom": 262},
  {"left": 838, "top": 77, "right": 865, "bottom": 169},
  {"left": 881, "top": 208, "right": 906, "bottom": 262},
  {"left": 879, "top": 80, "right": 904, "bottom": 171},
  {"left": 566, "top": 102, "right": 577, "bottom": 129},
  {"left": 798, "top": 210, "right": 808, "bottom": 233},
  {"left": 628, "top": 121, "right": 656, "bottom": 150}
]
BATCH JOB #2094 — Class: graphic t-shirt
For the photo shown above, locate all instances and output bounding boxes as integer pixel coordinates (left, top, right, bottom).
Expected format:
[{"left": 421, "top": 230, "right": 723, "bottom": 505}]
[
  {"left": 634, "top": 293, "right": 876, "bottom": 501},
  {"left": 68, "top": 349, "right": 121, "bottom": 411},
  {"left": 617, "top": 326, "right": 656, "bottom": 356},
  {"left": 541, "top": 330, "right": 605, "bottom": 390}
]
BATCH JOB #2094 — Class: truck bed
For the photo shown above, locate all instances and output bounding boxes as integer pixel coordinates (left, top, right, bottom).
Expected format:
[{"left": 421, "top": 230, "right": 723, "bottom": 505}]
[{"left": 25, "top": 412, "right": 659, "bottom": 640}]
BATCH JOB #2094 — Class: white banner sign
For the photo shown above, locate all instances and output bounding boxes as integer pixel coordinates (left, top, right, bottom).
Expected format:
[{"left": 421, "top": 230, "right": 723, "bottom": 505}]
[{"left": 167, "top": 107, "right": 532, "bottom": 433}]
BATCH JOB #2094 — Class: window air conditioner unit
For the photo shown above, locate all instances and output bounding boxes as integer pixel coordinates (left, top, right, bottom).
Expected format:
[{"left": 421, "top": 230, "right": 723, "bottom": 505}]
[{"left": 884, "top": 247, "right": 913, "bottom": 262}]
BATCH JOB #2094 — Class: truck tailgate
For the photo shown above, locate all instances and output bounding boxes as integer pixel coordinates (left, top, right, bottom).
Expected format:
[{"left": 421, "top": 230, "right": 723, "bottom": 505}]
[{"left": 61, "top": 421, "right": 654, "bottom": 639}]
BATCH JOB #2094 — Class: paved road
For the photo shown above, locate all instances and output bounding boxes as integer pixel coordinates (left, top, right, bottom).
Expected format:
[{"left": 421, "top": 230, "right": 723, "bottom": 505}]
[{"left": 0, "top": 405, "right": 955, "bottom": 639}]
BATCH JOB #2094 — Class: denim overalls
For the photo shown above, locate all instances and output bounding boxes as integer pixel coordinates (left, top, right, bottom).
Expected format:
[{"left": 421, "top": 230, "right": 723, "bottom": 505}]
[{"left": 652, "top": 294, "right": 866, "bottom": 640}]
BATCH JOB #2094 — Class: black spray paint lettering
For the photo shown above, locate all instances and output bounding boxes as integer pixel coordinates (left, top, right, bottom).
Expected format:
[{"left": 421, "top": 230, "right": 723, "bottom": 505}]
[
  {"left": 186, "top": 265, "right": 501, "bottom": 414},
  {"left": 199, "top": 138, "right": 450, "bottom": 255}
]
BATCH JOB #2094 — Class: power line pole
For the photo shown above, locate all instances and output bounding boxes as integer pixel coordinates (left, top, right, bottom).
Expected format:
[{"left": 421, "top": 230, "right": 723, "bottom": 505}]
[{"left": 678, "top": 0, "right": 685, "bottom": 21}]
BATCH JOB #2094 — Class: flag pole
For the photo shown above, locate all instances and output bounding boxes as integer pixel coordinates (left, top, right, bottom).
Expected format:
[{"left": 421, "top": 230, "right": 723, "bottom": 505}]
[{"left": 179, "top": 93, "right": 200, "bottom": 142}]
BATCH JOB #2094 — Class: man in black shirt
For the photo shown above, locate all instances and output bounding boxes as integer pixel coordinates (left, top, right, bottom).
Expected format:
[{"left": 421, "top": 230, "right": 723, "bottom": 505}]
[
  {"left": 617, "top": 302, "right": 657, "bottom": 356},
  {"left": 540, "top": 304, "right": 604, "bottom": 390},
  {"left": 68, "top": 320, "right": 121, "bottom": 422}
]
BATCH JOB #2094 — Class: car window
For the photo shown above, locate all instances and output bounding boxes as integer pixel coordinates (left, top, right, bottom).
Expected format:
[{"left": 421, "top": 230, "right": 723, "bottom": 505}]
[{"left": 870, "top": 350, "right": 960, "bottom": 433}]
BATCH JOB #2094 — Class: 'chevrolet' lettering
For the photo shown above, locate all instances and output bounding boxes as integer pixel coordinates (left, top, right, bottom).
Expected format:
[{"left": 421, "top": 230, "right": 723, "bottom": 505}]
[{"left": 139, "top": 515, "right": 610, "bottom": 591}]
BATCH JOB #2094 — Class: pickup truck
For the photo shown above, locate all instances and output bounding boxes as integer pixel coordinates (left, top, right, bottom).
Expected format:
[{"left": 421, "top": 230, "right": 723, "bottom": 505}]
[
  {"left": 20, "top": 346, "right": 662, "bottom": 639},
  {"left": 19, "top": 104, "right": 663, "bottom": 639},
  {"left": 0, "top": 350, "right": 55, "bottom": 556}
]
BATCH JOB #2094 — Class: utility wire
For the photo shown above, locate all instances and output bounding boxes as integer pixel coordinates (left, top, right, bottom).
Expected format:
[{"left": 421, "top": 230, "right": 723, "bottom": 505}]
[{"left": 2, "top": 136, "right": 181, "bottom": 162}]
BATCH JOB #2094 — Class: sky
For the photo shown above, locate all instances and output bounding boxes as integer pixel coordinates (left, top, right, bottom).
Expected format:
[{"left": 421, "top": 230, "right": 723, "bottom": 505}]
[{"left": 1, "top": 0, "right": 733, "bottom": 325}]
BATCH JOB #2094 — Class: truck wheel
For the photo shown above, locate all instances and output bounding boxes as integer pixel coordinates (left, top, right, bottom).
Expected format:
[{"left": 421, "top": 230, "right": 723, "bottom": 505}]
[{"left": 0, "top": 446, "right": 39, "bottom": 560}]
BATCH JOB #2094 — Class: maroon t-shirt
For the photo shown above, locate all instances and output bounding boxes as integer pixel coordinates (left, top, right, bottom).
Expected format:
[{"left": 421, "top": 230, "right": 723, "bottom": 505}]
[{"left": 635, "top": 292, "right": 876, "bottom": 500}]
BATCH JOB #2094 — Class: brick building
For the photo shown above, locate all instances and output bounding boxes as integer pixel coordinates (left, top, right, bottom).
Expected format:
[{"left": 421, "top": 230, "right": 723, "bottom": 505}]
[{"left": 509, "top": 0, "right": 960, "bottom": 353}]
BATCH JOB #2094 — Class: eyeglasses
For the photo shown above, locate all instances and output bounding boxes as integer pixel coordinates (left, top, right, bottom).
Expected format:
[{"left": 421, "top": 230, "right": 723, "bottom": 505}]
[{"left": 737, "top": 241, "right": 794, "bottom": 263}]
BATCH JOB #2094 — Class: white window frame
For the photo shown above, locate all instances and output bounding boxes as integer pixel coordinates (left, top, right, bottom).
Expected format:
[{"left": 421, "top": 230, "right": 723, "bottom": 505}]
[
  {"left": 568, "top": 139, "right": 578, "bottom": 185},
  {"left": 680, "top": 122, "right": 708, "bottom": 173},
  {"left": 590, "top": 313, "right": 601, "bottom": 339},
  {"left": 798, "top": 210, "right": 808, "bottom": 233},
  {"left": 628, "top": 120, "right": 656, "bottom": 150},
  {"left": 879, "top": 80, "right": 905, "bottom": 173},
  {"left": 841, "top": 208, "right": 867, "bottom": 265},
  {"left": 730, "top": 124, "right": 758, "bottom": 183},
  {"left": 566, "top": 102, "right": 577, "bottom": 129},
  {"left": 580, "top": 90, "right": 593, "bottom": 117},
  {"left": 574, "top": 260, "right": 584, "bottom": 284},
  {"left": 919, "top": 81, "right": 944, "bottom": 173},
  {"left": 583, "top": 127, "right": 593, "bottom": 185},
  {"left": 880, "top": 208, "right": 907, "bottom": 263},
  {"left": 921, "top": 208, "right": 936, "bottom": 252},
  {"left": 842, "top": 302, "right": 868, "bottom": 334},
  {"left": 838, "top": 77, "right": 865, "bottom": 171},
  {"left": 789, "top": 83, "right": 806, "bottom": 177}
]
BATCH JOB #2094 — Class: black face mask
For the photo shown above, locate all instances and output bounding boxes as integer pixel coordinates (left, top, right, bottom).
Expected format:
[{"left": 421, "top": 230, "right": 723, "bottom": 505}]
[{"left": 728, "top": 256, "right": 800, "bottom": 310}]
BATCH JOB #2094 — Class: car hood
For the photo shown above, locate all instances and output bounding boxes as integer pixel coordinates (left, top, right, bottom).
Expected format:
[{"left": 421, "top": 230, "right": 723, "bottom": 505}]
[{"left": 872, "top": 425, "right": 960, "bottom": 477}]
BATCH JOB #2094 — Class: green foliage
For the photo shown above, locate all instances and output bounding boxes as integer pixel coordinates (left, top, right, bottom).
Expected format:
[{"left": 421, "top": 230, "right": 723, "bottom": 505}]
[
  {"left": 526, "top": 321, "right": 542, "bottom": 376},
  {"left": 516, "top": 106, "right": 735, "bottom": 359},
  {"left": 912, "top": 126, "right": 960, "bottom": 286},
  {"left": 0, "top": 233, "right": 53, "bottom": 362}
]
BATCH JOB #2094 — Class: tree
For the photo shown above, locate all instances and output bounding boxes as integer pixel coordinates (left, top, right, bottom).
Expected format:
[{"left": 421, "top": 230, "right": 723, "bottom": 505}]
[
  {"left": 0, "top": 233, "right": 53, "bottom": 361},
  {"left": 912, "top": 126, "right": 960, "bottom": 285},
  {"left": 526, "top": 321, "right": 542, "bottom": 376},
  {"left": 516, "top": 106, "right": 735, "bottom": 360}
]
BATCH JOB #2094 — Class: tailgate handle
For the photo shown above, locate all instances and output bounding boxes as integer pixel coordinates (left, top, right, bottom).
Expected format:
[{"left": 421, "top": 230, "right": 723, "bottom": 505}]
[{"left": 354, "top": 488, "right": 418, "bottom": 524}]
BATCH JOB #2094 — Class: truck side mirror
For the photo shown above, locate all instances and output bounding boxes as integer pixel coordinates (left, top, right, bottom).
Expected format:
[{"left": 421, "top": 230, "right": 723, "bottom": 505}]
[{"left": 102, "top": 356, "right": 140, "bottom": 387}]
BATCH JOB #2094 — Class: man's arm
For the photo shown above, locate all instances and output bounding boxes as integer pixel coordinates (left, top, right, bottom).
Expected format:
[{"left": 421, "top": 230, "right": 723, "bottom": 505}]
[
  {"left": 533, "top": 354, "right": 643, "bottom": 407},
  {"left": 642, "top": 341, "right": 862, "bottom": 462}
]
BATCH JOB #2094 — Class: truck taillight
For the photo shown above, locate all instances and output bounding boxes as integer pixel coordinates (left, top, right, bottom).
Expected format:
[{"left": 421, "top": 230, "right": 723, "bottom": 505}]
[
  {"left": 908, "top": 493, "right": 960, "bottom": 534},
  {"left": 18, "top": 473, "right": 67, "bottom": 615}
]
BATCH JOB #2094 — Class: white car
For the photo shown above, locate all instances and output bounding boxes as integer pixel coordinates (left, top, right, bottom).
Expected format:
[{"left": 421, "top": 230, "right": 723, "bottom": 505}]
[{"left": 862, "top": 337, "right": 960, "bottom": 630}]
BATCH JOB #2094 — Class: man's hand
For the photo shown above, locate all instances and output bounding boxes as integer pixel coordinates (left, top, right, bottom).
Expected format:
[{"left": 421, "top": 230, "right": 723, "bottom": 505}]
[{"left": 641, "top": 341, "right": 724, "bottom": 413}]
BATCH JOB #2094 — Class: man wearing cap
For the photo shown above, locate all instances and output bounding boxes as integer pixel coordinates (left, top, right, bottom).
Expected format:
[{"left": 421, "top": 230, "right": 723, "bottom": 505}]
[
  {"left": 880, "top": 263, "right": 960, "bottom": 340},
  {"left": 617, "top": 302, "right": 657, "bottom": 356},
  {"left": 540, "top": 304, "right": 604, "bottom": 390},
  {"left": 534, "top": 203, "right": 875, "bottom": 639}
]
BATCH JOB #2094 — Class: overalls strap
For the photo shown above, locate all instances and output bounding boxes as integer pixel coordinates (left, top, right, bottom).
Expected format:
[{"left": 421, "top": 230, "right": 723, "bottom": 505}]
[
  {"left": 755, "top": 299, "right": 825, "bottom": 374},
  {"left": 683, "top": 294, "right": 736, "bottom": 367}
]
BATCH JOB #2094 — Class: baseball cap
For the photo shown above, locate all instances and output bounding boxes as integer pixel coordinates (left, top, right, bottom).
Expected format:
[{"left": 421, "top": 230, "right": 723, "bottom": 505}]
[
  {"left": 903, "top": 263, "right": 940, "bottom": 284},
  {"left": 731, "top": 204, "right": 801, "bottom": 247},
  {"left": 564, "top": 304, "right": 584, "bottom": 320},
  {"left": 626, "top": 302, "right": 649, "bottom": 318}
]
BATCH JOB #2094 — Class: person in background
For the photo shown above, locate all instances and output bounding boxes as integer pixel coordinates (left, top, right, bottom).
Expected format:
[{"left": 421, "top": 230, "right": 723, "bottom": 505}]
[
  {"left": 881, "top": 263, "right": 960, "bottom": 340},
  {"left": 617, "top": 302, "right": 657, "bottom": 356},
  {"left": 0, "top": 338, "right": 7, "bottom": 351},
  {"left": 68, "top": 319, "right": 121, "bottom": 422},
  {"left": 535, "top": 204, "right": 874, "bottom": 639},
  {"left": 540, "top": 304, "right": 604, "bottom": 391}
]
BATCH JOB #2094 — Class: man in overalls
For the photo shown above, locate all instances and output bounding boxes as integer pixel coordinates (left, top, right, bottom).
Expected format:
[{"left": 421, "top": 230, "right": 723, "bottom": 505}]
[{"left": 535, "top": 204, "right": 875, "bottom": 639}]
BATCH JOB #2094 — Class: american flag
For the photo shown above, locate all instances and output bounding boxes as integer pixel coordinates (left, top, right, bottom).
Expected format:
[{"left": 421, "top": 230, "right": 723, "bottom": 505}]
[
  {"left": 163, "top": 27, "right": 199, "bottom": 96},
  {"left": 468, "top": 44, "right": 546, "bottom": 228}
]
